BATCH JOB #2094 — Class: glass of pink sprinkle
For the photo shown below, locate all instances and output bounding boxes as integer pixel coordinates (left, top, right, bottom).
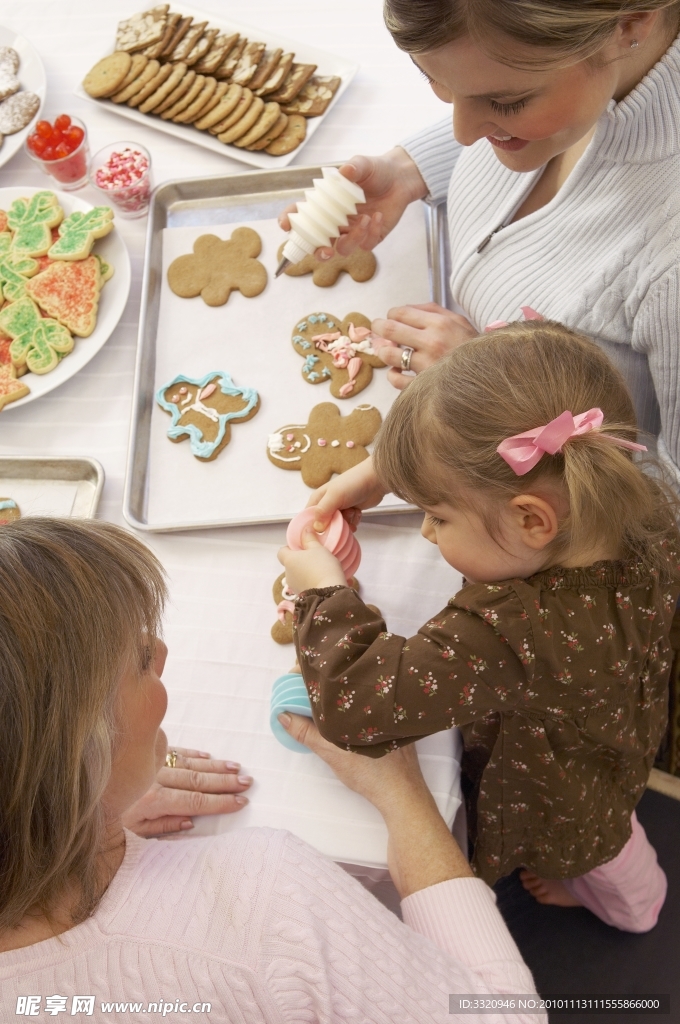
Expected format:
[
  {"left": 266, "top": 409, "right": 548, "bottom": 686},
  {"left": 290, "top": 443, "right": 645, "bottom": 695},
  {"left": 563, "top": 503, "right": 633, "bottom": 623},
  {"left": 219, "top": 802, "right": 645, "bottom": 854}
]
[{"left": 88, "top": 142, "right": 152, "bottom": 218}]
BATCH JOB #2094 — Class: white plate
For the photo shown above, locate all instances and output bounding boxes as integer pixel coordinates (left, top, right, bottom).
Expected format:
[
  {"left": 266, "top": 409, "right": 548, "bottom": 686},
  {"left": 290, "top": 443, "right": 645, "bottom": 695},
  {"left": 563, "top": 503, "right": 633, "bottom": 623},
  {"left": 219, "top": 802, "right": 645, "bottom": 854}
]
[
  {"left": 0, "top": 25, "right": 46, "bottom": 170},
  {"left": 74, "top": 3, "right": 358, "bottom": 170},
  {"left": 0, "top": 186, "right": 131, "bottom": 409}
]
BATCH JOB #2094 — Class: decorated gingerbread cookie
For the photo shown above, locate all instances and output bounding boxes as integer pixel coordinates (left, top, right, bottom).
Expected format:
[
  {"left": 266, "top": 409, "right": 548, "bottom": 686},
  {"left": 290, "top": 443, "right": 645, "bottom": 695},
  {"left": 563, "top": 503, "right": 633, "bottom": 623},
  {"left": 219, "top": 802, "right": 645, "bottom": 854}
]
[
  {"left": 267, "top": 401, "right": 382, "bottom": 488},
  {"left": 272, "top": 570, "right": 367, "bottom": 644},
  {"left": 167, "top": 228, "right": 267, "bottom": 307},
  {"left": 0, "top": 498, "right": 20, "bottom": 524},
  {"left": 292, "top": 312, "right": 385, "bottom": 399},
  {"left": 157, "top": 370, "right": 260, "bottom": 461},
  {"left": 278, "top": 243, "right": 376, "bottom": 287}
]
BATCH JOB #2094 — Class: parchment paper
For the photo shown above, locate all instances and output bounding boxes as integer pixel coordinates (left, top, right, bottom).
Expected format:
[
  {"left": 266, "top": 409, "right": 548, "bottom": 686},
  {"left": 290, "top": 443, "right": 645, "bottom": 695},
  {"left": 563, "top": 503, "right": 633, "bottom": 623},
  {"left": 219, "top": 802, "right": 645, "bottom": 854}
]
[{"left": 147, "top": 203, "right": 431, "bottom": 526}]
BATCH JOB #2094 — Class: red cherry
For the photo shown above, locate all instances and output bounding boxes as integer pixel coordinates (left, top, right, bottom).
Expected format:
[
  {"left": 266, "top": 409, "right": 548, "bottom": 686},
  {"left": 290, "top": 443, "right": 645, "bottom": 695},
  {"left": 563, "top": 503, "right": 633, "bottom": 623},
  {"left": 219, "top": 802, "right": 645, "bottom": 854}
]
[
  {"left": 50, "top": 129, "right": 63, "bottom": 146},
  {"left": 26, "top": 132, "right": 40, "bottom": 153},
  {"left": 42, "top": 146, "right": 56, "bottom": 161},
  {"left": 54, "top": 141, "right": 70, "bottom": 159},
  {"left": 54, "top": 114, "right": 71, "bottom": 131},
  {"left": 32, "top": 135, "right": 49, "bottom": 156},
  {"left": 35, "top": 120, "right": 52, "bottom": 138},
  {"left": 66, "top": 126, "right": 84, "bottom": 147}
]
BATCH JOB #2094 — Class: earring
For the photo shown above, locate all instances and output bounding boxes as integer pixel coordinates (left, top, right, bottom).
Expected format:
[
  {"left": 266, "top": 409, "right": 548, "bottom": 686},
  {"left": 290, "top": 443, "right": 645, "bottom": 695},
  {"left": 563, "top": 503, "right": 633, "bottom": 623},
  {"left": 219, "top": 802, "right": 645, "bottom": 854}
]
[{"left": 630, "top": 39, "right": 640, "bottom": 48}]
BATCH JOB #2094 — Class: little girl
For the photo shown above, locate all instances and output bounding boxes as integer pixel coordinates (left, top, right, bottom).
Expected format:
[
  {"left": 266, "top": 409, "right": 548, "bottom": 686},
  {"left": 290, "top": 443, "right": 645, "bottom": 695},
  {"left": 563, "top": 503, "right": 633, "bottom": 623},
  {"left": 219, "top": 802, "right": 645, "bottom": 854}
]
[{"left": 279, "top": 320, "right": 680, "bottom": 933}]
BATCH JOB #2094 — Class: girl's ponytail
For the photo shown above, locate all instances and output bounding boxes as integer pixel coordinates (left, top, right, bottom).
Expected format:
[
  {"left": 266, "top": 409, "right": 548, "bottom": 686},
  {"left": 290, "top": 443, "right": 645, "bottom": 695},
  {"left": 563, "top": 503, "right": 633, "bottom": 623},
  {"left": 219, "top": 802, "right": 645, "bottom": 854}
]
[{"left": 374, "top": 320, "right": 680, "bottom": 579}]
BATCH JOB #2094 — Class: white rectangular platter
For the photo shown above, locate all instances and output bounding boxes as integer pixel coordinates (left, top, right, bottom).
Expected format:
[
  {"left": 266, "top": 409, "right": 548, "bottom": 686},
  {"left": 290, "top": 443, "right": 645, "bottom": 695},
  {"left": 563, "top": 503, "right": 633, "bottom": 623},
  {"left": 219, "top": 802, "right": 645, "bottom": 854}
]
[
  {"left": 124, "top": 168, "right": 445, "bottom": 531},
  {"left": 74, "top": 3, "right": 358, "bottom": 169}
]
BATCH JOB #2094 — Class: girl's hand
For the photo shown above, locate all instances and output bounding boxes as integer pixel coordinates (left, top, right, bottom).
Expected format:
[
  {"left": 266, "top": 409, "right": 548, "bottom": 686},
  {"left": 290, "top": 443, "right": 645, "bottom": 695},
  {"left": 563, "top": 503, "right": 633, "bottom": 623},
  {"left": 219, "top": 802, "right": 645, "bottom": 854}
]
[
  {"left": 372, "top": 303, "right": 478, "bottom": 390},
  {"left": 121, "top": 748, "right": 252, "bottom": 836},
  {"left": 278, "top": 148, "right": 428, "bottom": 259},
  {"left": 278, "top": 527, "right": 347, "bottom": 594},
  {"left": 305, "top": 457, "right": 387, "bottom": 528}
]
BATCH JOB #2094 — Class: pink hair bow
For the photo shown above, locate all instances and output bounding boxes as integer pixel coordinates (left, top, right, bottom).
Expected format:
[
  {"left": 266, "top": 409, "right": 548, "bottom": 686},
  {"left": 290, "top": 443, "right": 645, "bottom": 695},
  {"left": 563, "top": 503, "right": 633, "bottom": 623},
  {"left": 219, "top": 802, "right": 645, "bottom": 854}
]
[
  {"left": 485, "top": 306, "right": 544, "bottom": 332},
  {"left": 497, "top": 408, "right": 647, "bottom": 476}
]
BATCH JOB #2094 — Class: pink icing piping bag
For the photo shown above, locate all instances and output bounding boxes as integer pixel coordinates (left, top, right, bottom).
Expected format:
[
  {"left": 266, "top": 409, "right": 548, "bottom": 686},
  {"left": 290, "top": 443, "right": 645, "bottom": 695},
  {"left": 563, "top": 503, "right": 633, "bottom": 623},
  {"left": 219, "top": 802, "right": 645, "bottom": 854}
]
[{"left": 286, "top": 507, "right": 361, "bottom": 580}]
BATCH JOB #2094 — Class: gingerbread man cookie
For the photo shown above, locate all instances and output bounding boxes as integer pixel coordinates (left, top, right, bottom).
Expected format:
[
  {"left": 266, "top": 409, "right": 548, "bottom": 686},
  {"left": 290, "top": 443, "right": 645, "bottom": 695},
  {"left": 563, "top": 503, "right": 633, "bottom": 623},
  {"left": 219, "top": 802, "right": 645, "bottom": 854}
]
[
  {"left": 267, "top": 401, "right": 382, "bottom": 488},
  {"left": 277, "top": 242, "right": 376, "bottom": 287},
  {"left": 157, "top": 370, "right": 260, "bottom": 461},
  {"left": 272, "top": 570, "right": 364, "bottom": 644},
  {"left": 292, "top": 312, "right": 385, "bottom": 399},
  {"left": 167, "top": 228, "right": 267, "bottom": 306}
]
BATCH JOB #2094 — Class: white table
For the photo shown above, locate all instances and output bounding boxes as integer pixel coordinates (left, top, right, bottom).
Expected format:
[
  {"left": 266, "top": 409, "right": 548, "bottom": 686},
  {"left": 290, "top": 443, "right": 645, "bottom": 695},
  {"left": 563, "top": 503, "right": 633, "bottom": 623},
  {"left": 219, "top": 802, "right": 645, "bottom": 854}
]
[{"left": 0, "top": 0, "right": 462, "bottom": 870}]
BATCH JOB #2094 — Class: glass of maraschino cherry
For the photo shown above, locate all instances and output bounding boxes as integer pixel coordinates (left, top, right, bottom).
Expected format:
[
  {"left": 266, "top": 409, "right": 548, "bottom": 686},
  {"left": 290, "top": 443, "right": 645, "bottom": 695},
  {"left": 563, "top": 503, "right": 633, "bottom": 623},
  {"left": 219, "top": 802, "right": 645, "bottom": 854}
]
[{"left": 25, "top": 115, "right": 89, "bottom": 190}]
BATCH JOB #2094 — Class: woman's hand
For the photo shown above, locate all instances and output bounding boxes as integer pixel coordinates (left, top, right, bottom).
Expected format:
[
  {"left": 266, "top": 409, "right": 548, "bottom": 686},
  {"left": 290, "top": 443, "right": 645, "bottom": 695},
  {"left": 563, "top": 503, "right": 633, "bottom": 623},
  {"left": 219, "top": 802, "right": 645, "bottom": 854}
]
[
  {"left": 278, "top": 147, "right": 428, "bottom": 259},
  {"left": 121, "top": 748, "right": 252, "bottom": 837},
  {"left": 278, "top": 528, "right": 347, "bottom": 595},
  {"left": 305, "top": 457, "right": 387, "bottom": 528},
  {"left": 372, "top": 303, "right": 478, "bottom": 390},
  {"left": 279, "top": 713, "right": 473, "bottom": 897}
]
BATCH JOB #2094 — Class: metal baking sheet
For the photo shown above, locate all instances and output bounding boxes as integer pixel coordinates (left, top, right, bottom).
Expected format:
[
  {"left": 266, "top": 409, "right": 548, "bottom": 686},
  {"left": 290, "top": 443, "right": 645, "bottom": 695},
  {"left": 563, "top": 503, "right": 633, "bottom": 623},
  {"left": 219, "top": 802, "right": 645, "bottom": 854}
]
[
  {"left": 0, "top": 457, "right": 104, "bottom": 518},
  {"left": 123, "top": 167, "right": 447, "bottom": 532}
]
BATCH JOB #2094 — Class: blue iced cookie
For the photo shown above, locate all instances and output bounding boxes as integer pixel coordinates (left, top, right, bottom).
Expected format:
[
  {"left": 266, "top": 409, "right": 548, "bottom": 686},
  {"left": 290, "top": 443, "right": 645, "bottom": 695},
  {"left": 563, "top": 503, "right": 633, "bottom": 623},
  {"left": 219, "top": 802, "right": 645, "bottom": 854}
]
[{"left": 157, "top": 371, "right": 259, "bottom": 461}]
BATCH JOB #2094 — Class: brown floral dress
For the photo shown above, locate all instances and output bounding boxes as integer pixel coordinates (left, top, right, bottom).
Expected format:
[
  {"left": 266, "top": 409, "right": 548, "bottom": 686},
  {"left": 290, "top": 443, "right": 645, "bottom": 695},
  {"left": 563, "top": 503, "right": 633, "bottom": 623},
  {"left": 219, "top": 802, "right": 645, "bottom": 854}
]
[{"left": 294, "top": 559, "right": 679, "bottom": 885}]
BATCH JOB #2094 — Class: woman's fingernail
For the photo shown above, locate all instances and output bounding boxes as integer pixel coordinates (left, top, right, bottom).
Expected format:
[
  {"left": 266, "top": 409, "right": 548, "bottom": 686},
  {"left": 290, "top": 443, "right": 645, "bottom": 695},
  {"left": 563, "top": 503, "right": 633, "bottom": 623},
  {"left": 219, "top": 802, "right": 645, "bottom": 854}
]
[
  {"left": 319, "top": 248, "right": 333, "bottom": 261},
  {"left": 278, "top": 713, "right": 292, "bottom": 728},
  {"left": 238, "top": 775, "right": 253, "bottom": 785},
  {"left": 180, "top": 819, "right": 194, "bottom": 830},
  {"left": 235, "top": 796, "right": 249, "bottom": 806},
  {"left": 226, "top": 761, "right": 240, "bottom": 770}
]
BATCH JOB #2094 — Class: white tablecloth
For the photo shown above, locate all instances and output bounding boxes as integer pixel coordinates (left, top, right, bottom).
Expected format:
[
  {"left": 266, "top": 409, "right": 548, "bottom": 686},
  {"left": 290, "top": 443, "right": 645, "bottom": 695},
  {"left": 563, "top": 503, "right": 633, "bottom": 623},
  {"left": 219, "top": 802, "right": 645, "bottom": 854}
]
[{"left": 1, "top": 0, "right": 460, "bottom": 869}]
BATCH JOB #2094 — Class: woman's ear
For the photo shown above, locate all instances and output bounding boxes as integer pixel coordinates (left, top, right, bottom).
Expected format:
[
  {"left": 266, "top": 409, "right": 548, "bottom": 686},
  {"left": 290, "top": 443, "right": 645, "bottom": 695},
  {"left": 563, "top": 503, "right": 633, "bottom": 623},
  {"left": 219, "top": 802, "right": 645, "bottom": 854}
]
[
  {"left": 506, "top": 494, "right": 559, "bottom": 551},
  {"left": 616, "top": 11, "right": 662, "bottom": 48}
]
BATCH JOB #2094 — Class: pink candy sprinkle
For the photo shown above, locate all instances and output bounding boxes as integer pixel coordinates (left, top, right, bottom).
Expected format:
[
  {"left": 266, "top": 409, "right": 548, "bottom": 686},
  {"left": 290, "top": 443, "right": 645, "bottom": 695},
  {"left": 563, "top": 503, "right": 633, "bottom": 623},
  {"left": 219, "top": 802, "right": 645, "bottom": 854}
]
[
  {"left": 286, "top": 433, "right": 294, "bottom": 440},
  {"left": 317, "top": 438, "right": 327, "bottom": 447},
  {"left": 346, "top": 440, "right": 355, "bottom": 448},
  {"left": 94, "top": 147, "right": 151, "bottom": 214}
]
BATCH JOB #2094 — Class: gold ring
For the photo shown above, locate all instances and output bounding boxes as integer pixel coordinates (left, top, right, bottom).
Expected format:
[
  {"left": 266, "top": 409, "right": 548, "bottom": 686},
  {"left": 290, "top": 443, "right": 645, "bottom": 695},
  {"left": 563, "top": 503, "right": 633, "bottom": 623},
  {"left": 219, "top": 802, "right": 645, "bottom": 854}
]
[
  {"left": 165, "top": 749, "right": 178, "bottom": 768},
  {"left": 401, "top": 347, "right": 414, "bottom": 372}
]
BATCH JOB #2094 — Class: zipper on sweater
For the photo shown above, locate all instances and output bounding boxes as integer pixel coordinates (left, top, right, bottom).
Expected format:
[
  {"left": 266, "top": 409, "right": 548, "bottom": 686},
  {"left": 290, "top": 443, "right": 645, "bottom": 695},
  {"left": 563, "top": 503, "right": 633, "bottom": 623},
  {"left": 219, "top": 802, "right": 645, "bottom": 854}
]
[{"left": 475, "top": 169, "right": 545, "bottom": 254}]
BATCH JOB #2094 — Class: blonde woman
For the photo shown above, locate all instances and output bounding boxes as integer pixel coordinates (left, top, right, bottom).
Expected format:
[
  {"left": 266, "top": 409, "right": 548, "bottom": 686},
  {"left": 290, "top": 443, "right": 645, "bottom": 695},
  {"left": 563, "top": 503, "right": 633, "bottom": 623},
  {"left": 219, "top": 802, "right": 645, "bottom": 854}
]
[{"left": 0, "top": 518, "right": 542, "bottom": 1024}]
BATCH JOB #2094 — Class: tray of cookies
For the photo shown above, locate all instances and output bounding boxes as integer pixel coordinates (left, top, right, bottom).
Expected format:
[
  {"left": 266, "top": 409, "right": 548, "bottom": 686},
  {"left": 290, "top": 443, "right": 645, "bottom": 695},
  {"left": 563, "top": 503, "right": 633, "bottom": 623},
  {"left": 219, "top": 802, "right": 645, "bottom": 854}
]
[
  {"left": 75, "top": 3, "right": 357, "bottom": 169},
  {"left": 124, "top": 167, "right": 449, "bottom": 532},
  {"left": 0, "top": 456, "right": 104, "bottom": 520}
]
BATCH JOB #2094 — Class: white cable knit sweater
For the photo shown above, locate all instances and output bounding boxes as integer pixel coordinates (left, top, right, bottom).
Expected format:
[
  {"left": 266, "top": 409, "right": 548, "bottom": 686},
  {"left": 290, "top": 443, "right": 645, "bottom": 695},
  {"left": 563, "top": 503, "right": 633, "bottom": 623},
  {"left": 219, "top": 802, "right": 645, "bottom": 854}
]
[
  {"left": 402, "top": 34, "right": 680, "bottom": 489},
  {"left": 0, "top": 829, "right": 542, "bottom": 1024}
]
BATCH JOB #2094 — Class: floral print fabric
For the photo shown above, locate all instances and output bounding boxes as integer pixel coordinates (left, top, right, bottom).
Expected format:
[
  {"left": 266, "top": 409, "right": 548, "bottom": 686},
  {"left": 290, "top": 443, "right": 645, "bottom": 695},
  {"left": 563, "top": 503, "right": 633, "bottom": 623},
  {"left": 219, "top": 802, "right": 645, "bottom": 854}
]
[{"left": 294, "top": 560, "right": 678, "bottom": 884}]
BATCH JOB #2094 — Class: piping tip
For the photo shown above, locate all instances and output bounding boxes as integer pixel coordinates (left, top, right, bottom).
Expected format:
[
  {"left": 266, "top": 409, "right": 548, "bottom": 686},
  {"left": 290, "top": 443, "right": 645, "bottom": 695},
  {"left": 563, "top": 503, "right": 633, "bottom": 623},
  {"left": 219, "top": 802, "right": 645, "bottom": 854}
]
[{"left": 275, "top": 256, "right": 292, "bottom": 278}]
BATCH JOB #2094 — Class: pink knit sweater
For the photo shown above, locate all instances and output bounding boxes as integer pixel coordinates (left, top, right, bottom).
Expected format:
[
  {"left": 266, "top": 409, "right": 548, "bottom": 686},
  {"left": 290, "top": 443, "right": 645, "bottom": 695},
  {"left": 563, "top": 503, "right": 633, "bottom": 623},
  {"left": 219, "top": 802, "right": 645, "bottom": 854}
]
[{"left": 0, "top": 828, "right": 543, "bottom": 1023}]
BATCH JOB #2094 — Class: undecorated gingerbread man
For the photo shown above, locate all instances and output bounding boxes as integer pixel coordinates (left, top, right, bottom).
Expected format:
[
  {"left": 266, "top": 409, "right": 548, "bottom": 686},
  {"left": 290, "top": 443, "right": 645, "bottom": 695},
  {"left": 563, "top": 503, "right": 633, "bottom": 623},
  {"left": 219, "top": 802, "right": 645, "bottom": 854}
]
[{"left": 167, "top": 228, "right": 268, "bottom": 307}]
